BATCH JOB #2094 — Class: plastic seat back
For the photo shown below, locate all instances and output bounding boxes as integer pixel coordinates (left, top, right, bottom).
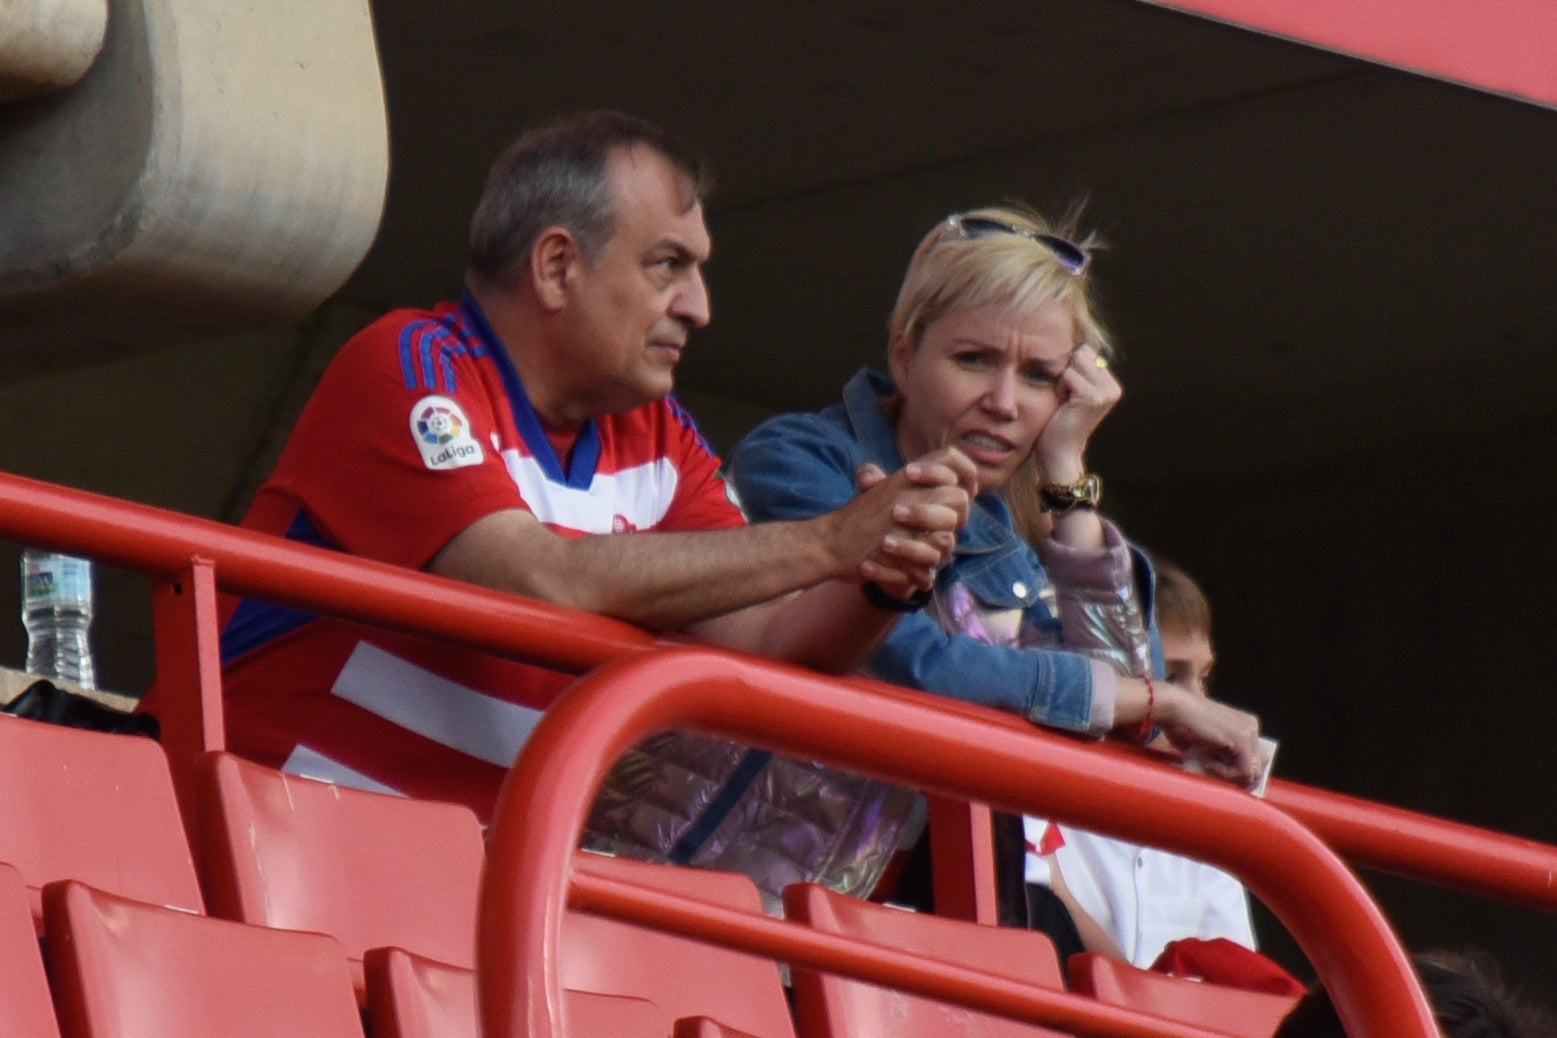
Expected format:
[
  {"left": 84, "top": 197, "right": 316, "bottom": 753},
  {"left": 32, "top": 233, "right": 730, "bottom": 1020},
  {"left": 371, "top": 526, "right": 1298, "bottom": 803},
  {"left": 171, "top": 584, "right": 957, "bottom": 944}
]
[
  {"left": 192, "top": 751, "right": 485, "bottom": 997},
  {"left": 565, "top": 853, "right": 797, "bottom": 1038},
  {"left": 783, "top": 881, "right": 1069, "bottom": 1038},
  {"left": 567, "top": 990, "right": 671, "bottom": 1037},
  {"left": 365, "top": 947, "right": 476, "bottom": 1038},
  {"left": 1068, "top": 952, "right": 1298, "bottom": 1037},
  {"left": 43, "top": 879, "right": 364, "bottom": 1038},
  {"left": 0, "top": 714, "right": 202, "bottom": 926},
  {"left": 673, "top": 1018, "right": 768, "bottom": 1038},
  {"left": 365, "top": 945, "right": 668, "bottom": 1038},
  {"left": 0, "top": 862, "right": 60, "bottom": 1038}
]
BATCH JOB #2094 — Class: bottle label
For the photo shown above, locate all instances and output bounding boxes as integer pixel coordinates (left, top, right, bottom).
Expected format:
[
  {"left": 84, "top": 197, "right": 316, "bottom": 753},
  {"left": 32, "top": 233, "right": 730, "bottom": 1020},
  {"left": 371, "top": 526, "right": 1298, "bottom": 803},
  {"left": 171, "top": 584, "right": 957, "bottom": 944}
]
[{"left": 23, "top": 556, "right": 92, "bottom": 606}]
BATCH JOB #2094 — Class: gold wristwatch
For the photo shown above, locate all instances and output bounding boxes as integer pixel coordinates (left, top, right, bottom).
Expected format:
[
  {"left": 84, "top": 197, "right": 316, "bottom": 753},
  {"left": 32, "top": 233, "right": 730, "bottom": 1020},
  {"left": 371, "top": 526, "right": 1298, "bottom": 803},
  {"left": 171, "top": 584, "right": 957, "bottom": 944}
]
[{"left": 1037, "top": 473, "right": 1103, "bottom": 514}]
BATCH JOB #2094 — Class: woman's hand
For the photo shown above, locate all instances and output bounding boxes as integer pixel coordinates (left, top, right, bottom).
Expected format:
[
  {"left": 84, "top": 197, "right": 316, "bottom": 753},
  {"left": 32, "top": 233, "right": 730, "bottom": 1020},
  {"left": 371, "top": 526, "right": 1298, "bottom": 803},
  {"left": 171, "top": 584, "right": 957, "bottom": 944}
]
[
  {"left": 1030, "top": 343, "right": 1120, "bottom": 552},
  {"left": 1137, "top": 679, "right": 1265, "bottom": 790},
  {"left": 1032, "top": 342, "right": 1121, "bottom": 484}
]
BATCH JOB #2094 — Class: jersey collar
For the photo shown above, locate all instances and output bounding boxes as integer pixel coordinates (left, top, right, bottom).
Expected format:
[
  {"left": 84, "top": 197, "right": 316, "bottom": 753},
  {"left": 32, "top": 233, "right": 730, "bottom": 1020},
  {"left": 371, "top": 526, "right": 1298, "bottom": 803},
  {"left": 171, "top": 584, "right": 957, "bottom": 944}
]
[{"left": 459, "top": 289, "right": 602, "bottom": 489}]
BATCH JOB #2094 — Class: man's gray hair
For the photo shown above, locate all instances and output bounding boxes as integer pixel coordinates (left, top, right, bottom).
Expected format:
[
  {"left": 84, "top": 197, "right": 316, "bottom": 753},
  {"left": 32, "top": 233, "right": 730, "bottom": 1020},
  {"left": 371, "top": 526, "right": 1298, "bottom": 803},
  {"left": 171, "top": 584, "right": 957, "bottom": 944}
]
[{"left": 467, "top": 110, "right": 709, "bottom": 288}]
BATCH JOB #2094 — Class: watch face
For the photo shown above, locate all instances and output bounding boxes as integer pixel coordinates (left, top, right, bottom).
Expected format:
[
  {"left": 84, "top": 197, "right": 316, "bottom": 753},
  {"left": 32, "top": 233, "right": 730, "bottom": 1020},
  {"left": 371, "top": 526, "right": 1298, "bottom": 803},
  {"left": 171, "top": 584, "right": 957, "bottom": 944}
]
[{"left": 1039, "top": 474, "right": 1102, "bottom": 513}]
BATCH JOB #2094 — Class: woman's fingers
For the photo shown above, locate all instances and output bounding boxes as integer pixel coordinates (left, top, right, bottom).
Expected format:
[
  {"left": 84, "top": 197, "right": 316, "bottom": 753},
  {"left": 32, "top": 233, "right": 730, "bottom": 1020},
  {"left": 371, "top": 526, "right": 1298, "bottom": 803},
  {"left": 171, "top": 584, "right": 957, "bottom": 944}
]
[{"left": 1034, "top": 347, "right": 1121, "bottom": 472}]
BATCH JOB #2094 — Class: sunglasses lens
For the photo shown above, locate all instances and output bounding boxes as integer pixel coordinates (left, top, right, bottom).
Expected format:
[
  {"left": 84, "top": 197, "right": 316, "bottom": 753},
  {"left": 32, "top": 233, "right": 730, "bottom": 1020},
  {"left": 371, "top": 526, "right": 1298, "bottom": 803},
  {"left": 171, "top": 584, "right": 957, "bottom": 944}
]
[
  {"left": 956, "top": 216, "right": 1018, "bottom": 239},
  {"left": 1035, "top": 233, "right": 1087, "bottom": 275},
  {"left": 951, "top": 216, "right": 1087, "bottom": 274}
]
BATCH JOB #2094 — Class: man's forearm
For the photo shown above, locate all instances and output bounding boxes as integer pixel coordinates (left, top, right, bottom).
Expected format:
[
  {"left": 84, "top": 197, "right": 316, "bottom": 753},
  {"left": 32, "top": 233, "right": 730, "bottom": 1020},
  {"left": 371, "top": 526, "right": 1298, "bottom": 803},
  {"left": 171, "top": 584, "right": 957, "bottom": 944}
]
[
  {"left": 688, "top": 578, "right": 901, "bottom": 673},
  {"left": 433, "top": 452, "right": 968, "bottom": 633},
  {"left": 558, "top": 519, "right": 847, "bottom": 629},
  {"left": 433, "top": 507, "right": 851, "bottom": 631}
]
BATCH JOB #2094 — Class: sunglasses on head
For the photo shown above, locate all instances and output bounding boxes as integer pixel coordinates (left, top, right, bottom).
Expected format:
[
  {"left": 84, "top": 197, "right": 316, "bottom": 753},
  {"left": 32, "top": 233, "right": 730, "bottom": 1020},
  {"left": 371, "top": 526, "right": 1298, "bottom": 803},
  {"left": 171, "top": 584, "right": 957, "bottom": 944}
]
[{"left": 946, "top": 214, "right": 1090, "bottom": 276}]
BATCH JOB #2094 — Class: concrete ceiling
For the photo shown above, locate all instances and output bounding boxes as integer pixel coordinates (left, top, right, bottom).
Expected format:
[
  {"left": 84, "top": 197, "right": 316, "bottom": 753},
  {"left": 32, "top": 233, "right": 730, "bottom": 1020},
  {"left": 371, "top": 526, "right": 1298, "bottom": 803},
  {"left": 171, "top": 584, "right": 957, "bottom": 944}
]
[{"left": 343, "top": 0, "right": 1557, "bottom": 486}]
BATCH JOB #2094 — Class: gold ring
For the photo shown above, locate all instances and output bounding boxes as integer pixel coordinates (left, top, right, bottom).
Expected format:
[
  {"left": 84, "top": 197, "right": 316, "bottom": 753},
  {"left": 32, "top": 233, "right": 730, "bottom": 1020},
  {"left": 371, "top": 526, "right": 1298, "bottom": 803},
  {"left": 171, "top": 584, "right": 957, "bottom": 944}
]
[{"left": 1094, "top": 355, "right": 1110, "bottom": 370}]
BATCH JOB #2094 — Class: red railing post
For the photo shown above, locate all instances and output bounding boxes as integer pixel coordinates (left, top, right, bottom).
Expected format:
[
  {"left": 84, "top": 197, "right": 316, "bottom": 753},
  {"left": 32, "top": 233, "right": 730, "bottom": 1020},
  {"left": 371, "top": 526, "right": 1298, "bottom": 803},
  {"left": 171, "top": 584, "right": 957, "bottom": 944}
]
[
  {"left": 151, "top": 559, "right": 226, "bottom": 824},
  {"left": 926, "top": 795, "right": 1001, "bottom": 924}
]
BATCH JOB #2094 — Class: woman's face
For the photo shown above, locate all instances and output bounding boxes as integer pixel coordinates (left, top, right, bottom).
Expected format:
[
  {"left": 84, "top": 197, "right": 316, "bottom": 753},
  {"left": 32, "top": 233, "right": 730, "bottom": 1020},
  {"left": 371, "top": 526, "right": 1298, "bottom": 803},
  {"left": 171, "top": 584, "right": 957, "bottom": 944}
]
[{"left": 890, "top": 302, "right": 1077, "bottom": 494}]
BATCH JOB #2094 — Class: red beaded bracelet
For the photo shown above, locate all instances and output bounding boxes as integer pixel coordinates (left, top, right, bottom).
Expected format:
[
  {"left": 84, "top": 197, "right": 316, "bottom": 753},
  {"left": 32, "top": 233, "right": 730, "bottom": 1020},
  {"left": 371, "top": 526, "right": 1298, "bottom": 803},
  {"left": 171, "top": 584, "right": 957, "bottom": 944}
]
[{"left": 1132, "top": 674, "right": 1156, "bottom": 745}]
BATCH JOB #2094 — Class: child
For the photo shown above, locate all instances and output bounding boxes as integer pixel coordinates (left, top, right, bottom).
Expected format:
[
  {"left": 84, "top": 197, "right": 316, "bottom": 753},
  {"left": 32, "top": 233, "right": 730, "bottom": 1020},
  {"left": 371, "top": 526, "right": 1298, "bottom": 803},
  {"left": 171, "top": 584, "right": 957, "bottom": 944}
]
[{"left": 1023, "top": 556, "right": 1261, "bottom": 970}]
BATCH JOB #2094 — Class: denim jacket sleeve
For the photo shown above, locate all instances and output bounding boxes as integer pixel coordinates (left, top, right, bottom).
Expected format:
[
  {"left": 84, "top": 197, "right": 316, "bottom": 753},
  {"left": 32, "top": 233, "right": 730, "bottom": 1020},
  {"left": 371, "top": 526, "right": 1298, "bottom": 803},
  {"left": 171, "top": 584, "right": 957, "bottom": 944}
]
[
  {"left": 727, "top": 408, "right": 864, "bottom": 519},
  {"left": 728, "top": 403, "right": 1103, "bottom": 734},
  {"left": 868, "top": 608, "right": 1098, "bottom": 732}
]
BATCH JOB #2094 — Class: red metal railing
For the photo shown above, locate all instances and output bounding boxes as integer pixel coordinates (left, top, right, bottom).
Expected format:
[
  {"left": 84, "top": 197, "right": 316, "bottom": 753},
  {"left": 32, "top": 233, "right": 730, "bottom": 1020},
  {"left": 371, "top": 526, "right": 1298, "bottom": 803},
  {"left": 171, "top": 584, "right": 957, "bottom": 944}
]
[
  {"left": 1074, "top": 738, "right": 1557, "bottom": 916},
  {"left": 479, "top": 648, "right": 1436, "bottom": 1038},
  {"left": 1267, "top": 779, "right": 1557, "bottom": 912},
  {"left": 3, "top": 471, "right": 1554, "bottom": 1035}
]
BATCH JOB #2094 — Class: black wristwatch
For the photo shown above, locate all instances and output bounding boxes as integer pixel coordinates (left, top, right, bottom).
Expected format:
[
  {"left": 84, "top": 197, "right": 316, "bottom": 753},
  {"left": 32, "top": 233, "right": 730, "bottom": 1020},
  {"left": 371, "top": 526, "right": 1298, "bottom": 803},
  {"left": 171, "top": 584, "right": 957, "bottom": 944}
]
[
  {"left": 861, "top": 581, "right": 933, "bottom": 612},
  {"left": 1038, "top": 473, "right": 1103, "bottom": 514}
]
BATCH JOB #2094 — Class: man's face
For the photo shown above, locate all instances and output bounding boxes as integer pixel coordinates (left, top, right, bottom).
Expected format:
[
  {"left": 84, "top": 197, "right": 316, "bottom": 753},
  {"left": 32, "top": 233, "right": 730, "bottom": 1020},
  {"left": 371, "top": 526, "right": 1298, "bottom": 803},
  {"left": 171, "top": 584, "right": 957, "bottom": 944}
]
[
  {"left": 1161, "top": 625, "right": 1215, "bottom": 698},
  {"left": 563, "top": 145, "right": 712, "bottom": 418}
]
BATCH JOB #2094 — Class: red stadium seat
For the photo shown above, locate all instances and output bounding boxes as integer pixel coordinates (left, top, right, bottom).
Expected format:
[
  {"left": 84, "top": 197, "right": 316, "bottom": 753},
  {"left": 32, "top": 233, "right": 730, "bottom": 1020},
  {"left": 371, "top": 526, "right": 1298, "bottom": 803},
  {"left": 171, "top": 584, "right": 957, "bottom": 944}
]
[
  {"left": 783, "top": 881, "right": 1068, "bottom": 1038},
  {"left": 565, "top": 852, "right": 798, "bottom": 1038},
  {"left": 0, "top": 714, "right": 202, "bottom": 928},
  {"left": 0, "top": 862, "right": 60, "bottom": 1038},
  {"left": 365, "top": 946, "right": 668, "bottom": 1038},
  {"left": 367, "top": 853, "right": 790, "bottom": 1038},
  {"left": 43, "top": 879, "right": 363, "bottom": 1038},
  {"left": 672, "top": 1017, "right": 768, "bottom": 1038},
  {"left": 566, "top": 990, "right": 672, "bottom": 1037},
  {"left": 1068, "top": 952, "right": 1298, "bottom": 1037},
  {"left": 191, "top": 750, "right": 485, "bottom": 999},
  {"left": 364, "top": 947, "right": 476, "bottom": 1038}
]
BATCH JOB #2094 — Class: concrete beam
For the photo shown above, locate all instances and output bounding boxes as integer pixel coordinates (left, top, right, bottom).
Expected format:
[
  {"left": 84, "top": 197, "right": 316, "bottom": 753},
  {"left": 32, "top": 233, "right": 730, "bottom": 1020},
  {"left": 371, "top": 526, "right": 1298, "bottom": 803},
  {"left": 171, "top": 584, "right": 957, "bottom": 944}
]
[
  {"left": 0, "top": 0, "right": 388, "bottom": 377},
  {"left": 0, "top": 0, "right": 108, "bottom": 99}
]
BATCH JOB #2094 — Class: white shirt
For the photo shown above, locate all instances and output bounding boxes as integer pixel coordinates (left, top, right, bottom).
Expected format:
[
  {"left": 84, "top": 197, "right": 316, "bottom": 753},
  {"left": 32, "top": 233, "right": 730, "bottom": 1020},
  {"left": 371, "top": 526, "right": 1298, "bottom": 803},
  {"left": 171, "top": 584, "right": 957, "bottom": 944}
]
[{"left": 1024, "top": 817, "right": 1257, "bottom": 968}]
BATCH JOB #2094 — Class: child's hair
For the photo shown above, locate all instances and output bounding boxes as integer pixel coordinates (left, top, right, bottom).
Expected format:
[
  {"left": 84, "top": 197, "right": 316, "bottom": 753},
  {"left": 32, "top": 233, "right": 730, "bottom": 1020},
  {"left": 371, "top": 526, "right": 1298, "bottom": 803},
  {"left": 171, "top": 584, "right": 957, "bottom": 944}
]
[{"left": 1150, "top": 553, "right": 1211, "bottom": 639}]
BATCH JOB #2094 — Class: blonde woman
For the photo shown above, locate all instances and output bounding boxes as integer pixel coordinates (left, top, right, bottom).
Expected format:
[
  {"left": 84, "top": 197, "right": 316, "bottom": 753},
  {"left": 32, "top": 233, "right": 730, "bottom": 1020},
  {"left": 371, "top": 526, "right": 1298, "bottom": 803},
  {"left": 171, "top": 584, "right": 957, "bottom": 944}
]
[{"left": 727, "top": 205, "right": 1263, "bottom": 918}]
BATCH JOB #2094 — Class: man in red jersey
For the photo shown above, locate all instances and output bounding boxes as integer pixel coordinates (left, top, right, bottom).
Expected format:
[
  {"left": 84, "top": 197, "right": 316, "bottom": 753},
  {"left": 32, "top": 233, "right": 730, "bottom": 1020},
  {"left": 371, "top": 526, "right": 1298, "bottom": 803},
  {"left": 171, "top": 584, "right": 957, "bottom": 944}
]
[{"left": 185, "top": 111, "right": 972, "bottom": 820}]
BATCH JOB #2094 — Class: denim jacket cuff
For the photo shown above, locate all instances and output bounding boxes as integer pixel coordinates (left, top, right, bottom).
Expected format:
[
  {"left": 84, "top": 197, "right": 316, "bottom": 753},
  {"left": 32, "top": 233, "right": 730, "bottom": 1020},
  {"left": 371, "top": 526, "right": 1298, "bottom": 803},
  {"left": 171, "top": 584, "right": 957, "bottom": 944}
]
[{"left": 1086, "top": 658, "right": 1119, "bottom": 733}]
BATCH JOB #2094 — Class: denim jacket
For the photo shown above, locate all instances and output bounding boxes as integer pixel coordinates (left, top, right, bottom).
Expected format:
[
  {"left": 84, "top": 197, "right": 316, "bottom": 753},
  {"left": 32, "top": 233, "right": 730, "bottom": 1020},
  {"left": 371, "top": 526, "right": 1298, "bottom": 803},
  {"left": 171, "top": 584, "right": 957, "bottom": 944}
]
[
  {"left": 582, "top": 369, "right": 1157, "bottom": 912},
  {"left": 728, "top": 368, "right": 1161, "bottom": 734}
]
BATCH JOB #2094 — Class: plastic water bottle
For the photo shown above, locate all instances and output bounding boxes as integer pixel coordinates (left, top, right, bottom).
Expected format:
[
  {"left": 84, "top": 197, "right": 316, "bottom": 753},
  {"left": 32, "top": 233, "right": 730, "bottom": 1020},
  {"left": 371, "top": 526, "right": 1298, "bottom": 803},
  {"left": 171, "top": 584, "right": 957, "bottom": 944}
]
[{"left": 20, "top": 550, "right": 96, "bottom": 690}]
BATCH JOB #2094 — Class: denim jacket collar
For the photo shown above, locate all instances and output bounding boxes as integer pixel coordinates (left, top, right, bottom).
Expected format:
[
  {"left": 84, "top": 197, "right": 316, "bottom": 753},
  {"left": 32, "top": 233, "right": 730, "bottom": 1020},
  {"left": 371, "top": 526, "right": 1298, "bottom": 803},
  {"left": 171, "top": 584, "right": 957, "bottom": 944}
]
[{"left": 841, "top": 368, "right": 1020, "bottom": 559}]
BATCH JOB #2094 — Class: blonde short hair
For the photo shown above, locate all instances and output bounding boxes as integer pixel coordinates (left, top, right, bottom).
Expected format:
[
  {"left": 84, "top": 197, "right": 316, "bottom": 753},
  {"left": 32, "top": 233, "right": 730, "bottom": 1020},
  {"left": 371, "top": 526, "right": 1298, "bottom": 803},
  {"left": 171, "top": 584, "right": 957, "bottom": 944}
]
[{"left": 887, "top": 203, "right": 1112, "bottom": 358}]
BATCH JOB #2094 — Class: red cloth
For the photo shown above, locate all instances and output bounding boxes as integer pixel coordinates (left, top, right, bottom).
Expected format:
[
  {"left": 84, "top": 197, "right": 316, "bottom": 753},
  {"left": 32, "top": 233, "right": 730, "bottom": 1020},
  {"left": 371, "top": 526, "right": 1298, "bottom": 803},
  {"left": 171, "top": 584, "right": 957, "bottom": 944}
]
[
  {"left": 1025, "top": 821, "right": 1067, "bottom": 857},
  {"left": 1149, "top": 937, "right": 1307, "bottom": 997}
]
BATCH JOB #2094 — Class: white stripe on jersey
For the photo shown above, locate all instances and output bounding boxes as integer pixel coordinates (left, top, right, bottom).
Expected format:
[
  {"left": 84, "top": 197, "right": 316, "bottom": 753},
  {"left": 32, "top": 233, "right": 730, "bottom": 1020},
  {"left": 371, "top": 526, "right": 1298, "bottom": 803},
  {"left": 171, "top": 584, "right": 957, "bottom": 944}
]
[
  {"left": 282, "top": 744, "right": 406, "bottom": 797},
  {"left": 330, "top": 641, "right": 545, "bottom": 768},
  {"left": 500, "top": 448, "right": 680, "bottom": 533}
]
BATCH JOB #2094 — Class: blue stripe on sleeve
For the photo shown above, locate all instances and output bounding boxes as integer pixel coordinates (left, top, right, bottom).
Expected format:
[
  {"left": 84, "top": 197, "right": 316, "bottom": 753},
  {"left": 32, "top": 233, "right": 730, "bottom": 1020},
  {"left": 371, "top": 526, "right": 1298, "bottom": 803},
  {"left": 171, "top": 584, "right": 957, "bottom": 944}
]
[{"left": 219, "top": 511, "right": 338, "bottom": 661}]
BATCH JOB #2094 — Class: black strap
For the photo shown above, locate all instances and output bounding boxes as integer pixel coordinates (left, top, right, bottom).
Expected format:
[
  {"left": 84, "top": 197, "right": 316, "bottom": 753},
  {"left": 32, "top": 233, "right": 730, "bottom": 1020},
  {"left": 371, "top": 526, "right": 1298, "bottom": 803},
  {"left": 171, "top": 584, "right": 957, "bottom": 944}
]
[
  {"left": 861, "top": 581, "right": 932, "bottom": 612},
  {"left": 667, "top": 748, "right": 773, "bottom": 865},
  {"left": 2, "top": 679, "right": 160, "bottom": 739}
]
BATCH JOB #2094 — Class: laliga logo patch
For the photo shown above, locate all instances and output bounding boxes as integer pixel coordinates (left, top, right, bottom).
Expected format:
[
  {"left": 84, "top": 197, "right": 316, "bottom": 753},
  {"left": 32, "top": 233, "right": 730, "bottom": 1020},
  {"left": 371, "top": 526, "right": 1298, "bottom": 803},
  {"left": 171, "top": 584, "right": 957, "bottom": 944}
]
[{"left": 410, "top": 395, "right": 484, "bottom": 470}]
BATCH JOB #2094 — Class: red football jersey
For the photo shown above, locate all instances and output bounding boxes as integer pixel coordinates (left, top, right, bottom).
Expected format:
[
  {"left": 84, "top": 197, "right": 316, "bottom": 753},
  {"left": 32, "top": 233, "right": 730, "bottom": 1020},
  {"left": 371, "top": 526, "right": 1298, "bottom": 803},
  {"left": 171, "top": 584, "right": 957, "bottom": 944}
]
[{"left": 211, "top": 296, "right": 742, "bottom": 820}]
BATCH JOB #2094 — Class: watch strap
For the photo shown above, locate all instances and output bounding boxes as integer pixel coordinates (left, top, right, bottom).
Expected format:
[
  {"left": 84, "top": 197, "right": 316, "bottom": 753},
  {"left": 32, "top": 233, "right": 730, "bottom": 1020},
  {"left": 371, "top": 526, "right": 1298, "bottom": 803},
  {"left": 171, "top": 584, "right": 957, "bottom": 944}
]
[{"left": 861, "top": 581, "right": 932, "bottom": 612}]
